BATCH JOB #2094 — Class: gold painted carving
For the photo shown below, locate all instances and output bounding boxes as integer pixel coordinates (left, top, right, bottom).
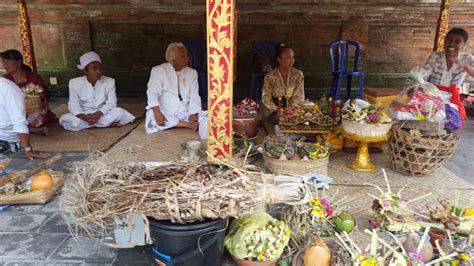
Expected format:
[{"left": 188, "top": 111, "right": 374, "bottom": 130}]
[
  {"left": 434, "top": 0, "right": 450, "bottom": 52},
  {"left": 17, "top": 0, "right": 36, "bottom": 72},
  {"left": 207, "top": 0, "right": 235, "bottom": 162}
]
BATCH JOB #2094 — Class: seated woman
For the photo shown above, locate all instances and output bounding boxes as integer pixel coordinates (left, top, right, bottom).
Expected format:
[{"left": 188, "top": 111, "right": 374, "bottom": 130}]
[
  {"left": 261, "top": 45, "right": 305, "bottom": 123},
  {"left": 420, "top": 28, "right": 474, "bottom": 126},
  {"left": 1, "top": 49, "right": 58, "bottom": 136}
]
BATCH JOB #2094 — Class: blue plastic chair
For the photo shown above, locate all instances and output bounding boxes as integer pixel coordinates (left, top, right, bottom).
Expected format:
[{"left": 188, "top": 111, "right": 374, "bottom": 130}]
[
  {"left": 183, "top": 40, "right": 208, "bottom": 103},
  {"left": 329, "top": 40, "right": 364, "bottom": 100},
  {"left": 249, "top": 41, "right": 280, "bottom": 101}
]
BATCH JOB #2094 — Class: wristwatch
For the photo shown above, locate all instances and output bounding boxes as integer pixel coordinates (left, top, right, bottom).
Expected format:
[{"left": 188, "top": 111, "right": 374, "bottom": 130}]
[{"left": 23, "top": 146, "right": 32, "bottom": 152}]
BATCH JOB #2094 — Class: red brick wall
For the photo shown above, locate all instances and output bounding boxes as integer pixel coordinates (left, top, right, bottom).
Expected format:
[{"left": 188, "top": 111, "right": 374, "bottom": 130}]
[{"left": 0, "top": 0, "right": 473, "bottom": 99}]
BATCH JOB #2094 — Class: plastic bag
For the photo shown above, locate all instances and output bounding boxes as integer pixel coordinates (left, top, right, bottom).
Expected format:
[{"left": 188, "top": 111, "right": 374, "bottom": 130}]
[
  {"left": 444, "top": 104, "right": 462, "bottom": 131},
  {"left": 388, "top": 67, "right": 445, "bottom": 122}
]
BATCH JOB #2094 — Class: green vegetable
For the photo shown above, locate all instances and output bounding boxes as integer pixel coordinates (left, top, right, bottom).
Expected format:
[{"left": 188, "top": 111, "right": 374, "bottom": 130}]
[
  {"left": 272, "top": 144, "right": 285, "bottom": 154},
  {"left": 334, "top": 213, "right": 355, "bottom": 233},
  {"left": 14, "top": 185, "right": 28, "bottom": 194}
]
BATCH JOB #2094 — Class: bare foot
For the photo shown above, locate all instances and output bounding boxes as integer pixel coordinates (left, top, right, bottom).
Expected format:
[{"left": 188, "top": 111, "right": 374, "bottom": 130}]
[
  {"left": 30, "top": 127, "right": 49, "bottom": 137},
  {"left": 188, "top": 122, "right": 198, "bottom": 132},
  {"left": 109, "top": 122, "right": 121, "bottom": 128},
  {"left": 42, "top": 127, "right": 49, "bottom": 137}
]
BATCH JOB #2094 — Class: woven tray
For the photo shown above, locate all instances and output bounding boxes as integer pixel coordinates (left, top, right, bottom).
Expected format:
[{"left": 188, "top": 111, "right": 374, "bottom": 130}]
[
  {"left": 0, "top": 171, "right": 64, "bottom": 205},
  {"left": 263, "top": 154, "right": 328, "bottom": 175}
]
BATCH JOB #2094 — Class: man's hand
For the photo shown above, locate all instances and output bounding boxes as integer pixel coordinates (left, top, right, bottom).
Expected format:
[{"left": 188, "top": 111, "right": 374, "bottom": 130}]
[
  {"left": 188, "top": 113, "right": 198, "bottom": 122},
  {"left": 153, "top": 108, "right": 167, "bottom": 126},
  {"left": 76, "top": 113, "right": 89, "bottom": 122},
  {"left": 25, "top": 151, "right": 49, "bottom": 159},
  {"left": 87, "top": 111, "right": 103, "bottom": 125}
]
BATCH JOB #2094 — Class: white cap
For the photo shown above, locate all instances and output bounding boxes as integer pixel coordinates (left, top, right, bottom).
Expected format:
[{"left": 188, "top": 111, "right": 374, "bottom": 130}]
[{"left": 77, "top": 51, "right": 102, "bottom": 70}]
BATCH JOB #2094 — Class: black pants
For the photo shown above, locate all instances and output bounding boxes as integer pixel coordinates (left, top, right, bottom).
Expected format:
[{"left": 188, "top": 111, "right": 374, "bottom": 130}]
[{"left": 0, "top": 140, "right": 20, "bottom": 154}]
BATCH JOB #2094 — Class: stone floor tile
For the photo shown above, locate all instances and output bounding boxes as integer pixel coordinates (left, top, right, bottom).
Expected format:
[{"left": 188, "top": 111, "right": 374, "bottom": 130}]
[
  {"left": 114, "top": 247, "right": 152, "bottom": 265},
  {"left": 0, "top": 213, "right": 51, "bottom": 232},
  {"left": 49, "top": 236, "right": 116, "bottom": 263},
  {"left": 0, "top": 233, "right": 68, "bottom": 261},
  {"left": 3, "top": 261, "right": 83, "bottom": 266},
  {"left": 37, "top": 213, "right": 71, "bottom": 234}
]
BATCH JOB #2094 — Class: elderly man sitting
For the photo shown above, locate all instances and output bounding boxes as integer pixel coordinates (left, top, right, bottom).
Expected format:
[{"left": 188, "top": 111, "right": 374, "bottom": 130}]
[
  {"left": 0, "top": 77, "right": 47, "bottom": 158},
  {"left": 145, "top": 42, "right": 207, "bottom": 139},
  {"left": 59, "top": 51, "right": 135, "bottom": 131}
]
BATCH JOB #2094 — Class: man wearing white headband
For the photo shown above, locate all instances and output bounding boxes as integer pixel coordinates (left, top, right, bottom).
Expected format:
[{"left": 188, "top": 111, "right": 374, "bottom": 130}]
[
  {"left": 145, "top": 42, "right": 208, "bottom": 139},
  {"left": 59, "top": 51, "right": 135, "bottom": 131}
]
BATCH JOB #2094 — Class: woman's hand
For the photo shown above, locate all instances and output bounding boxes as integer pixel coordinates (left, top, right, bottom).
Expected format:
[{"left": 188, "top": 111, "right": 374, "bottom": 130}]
[
  {"left": 455, "top": 58, "right": 474, "bottom": 77},
  {"left": 455, "top": 58, "right": 467, "bottom": 69}
]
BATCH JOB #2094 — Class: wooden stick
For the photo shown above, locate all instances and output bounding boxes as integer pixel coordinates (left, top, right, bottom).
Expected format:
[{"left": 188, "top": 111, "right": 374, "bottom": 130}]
[
  {"left": 335, "top": 233, "right": 355, "bottom": 258},
  {"left": 369, "top": 229, "right": 377, "bottom": 256},
  {"left": 243, "top": 143, "right": 253, "bottom": 166},
  {"left": 381, "top": 169, "right": 391, "bottom": 193},
  {"left": 417, "top": 226, "right": 430, "bottom": 253},
  {"left": 447, "top": 230, "right": 454, "bottom": 248},
  {"left": 387, "top": 231, "right": 406, "bottom": 255},
  {"left": 344, "top": 231, "right": 362, "bottom": 254},
  {"left": 7, "top": 153, "right": 62, "bottom": 185},
  {"left": 425, "top": 252, "right": 458, "bottom": 265},
  {"left": 364, "top": 229, "right": 399, "bottom": 255},
  {"left": 364, "top": 183, "right": 385, "bottom": 195},
  {"left": 406, "top": 192, "right": 432, "bottom": 204}
]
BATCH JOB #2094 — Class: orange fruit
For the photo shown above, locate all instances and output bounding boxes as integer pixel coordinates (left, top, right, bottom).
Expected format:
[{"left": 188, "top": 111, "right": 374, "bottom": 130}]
[{"left": 31, "top": 171, "right": 53, "bottom": 191}]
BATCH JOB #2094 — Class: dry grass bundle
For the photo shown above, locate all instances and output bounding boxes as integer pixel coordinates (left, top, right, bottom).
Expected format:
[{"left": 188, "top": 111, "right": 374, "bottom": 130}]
[{"left": 60, "top": 153, "right": 311, "bottom": 238}]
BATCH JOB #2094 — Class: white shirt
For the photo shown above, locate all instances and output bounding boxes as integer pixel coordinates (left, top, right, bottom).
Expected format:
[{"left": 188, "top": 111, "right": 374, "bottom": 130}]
[
  {"left": 146, "top": 62, "right": 202, "bottom": 115},
  {"left": 67, "top": 75, "right": 118, "bottom": 116},
  {"left": 0, "top": 77, "right": 29, "bottom": 142},
  {"left": 422, "top": 51, "right": 474, "bottom": 87}
]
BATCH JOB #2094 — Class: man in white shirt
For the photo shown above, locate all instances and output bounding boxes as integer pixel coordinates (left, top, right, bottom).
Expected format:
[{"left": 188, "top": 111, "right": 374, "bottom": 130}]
[
  {"left": 145, "top": 42, "right": 207, "bottom": 139},
  {"left": 0, "top": 77, "right": 48, "bottom": 158},
  {"left": 59, "top": 52, "right": 135, "bottom": 131}
]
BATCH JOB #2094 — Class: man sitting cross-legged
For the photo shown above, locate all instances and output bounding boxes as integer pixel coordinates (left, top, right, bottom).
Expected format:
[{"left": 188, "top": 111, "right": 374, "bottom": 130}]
[
  {"left": 59, "top": 51, "right": 135, "bottom": 131},
  {"left": 145, "top": 42, "right": 208, "bottom": 139}
]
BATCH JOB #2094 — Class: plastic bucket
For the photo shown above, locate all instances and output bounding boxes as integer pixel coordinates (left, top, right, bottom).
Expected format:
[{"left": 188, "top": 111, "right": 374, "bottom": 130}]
[{"left": 149, "top": 218, "right": 227, "bottom": 266}]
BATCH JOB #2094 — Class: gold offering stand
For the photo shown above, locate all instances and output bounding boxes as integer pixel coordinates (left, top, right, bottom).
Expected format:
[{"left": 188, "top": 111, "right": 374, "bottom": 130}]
[
  {"left": 342, "top": 130, "right": 391, "bottom": 172},
  {"left": 279, "top": 105, "right": 336, "bottom": 140}
]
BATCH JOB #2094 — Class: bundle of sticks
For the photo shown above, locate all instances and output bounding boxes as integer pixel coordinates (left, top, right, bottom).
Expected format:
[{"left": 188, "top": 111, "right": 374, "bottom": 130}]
[{"left": 60, "top": 153, "right": 311, "bottom": 238}]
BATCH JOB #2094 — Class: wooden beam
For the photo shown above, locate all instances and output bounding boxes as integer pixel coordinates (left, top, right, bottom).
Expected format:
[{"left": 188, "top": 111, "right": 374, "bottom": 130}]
[
  {"left": 434, "top": 0, "right": 450, "bottom": 52},
  {"left": 206, "top": 0, "right": 235, "bottom": 162},
  {"left": 17, "top": 0, "right": 36, "bottom": 72}
]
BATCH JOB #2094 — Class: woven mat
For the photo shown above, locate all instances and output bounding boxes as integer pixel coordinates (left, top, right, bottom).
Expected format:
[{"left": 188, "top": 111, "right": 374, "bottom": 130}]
[
  {"left": 105, "top": 120, "right": 201, "bottom": 162},
  {"left": 30, "top": 103, "right": 146, "bottom": 152},
  {"left": 328, "top": 152, "right": 474, "bottom": 190}
]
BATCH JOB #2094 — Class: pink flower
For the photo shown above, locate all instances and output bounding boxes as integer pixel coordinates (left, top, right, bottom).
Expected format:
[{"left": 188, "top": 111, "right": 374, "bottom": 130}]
[
  {"left": 320, "top": 198, "right": 331, "bottom": 207},
  {"left": 326, "top": 208, "right": 334, "bottom": 216},
  {"left": 408, "top": 252, "right": 423, "bottom": 263},
  {"left": 367, "top": 113, "right": 378, "bottom": 123}
]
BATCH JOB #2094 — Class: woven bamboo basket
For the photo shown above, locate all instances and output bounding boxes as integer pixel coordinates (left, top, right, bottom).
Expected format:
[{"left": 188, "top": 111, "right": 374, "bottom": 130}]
[
  {"left": 390, "top": 124, "right": 460, "bottom": 176},
  {"left": 25, "top": 95, "right": 42, "bottom": 115},
  {"left": 263, "top": 154, "right": 328, "bottom": 175},
  {"left": 0, "top": 171, "right": 64, "bottom": 205}
]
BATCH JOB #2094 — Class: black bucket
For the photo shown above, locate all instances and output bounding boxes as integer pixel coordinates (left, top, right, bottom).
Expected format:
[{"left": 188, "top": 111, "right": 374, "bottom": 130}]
[{"left": 148, "top": 218, "right": 227, "bottom": 266}]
